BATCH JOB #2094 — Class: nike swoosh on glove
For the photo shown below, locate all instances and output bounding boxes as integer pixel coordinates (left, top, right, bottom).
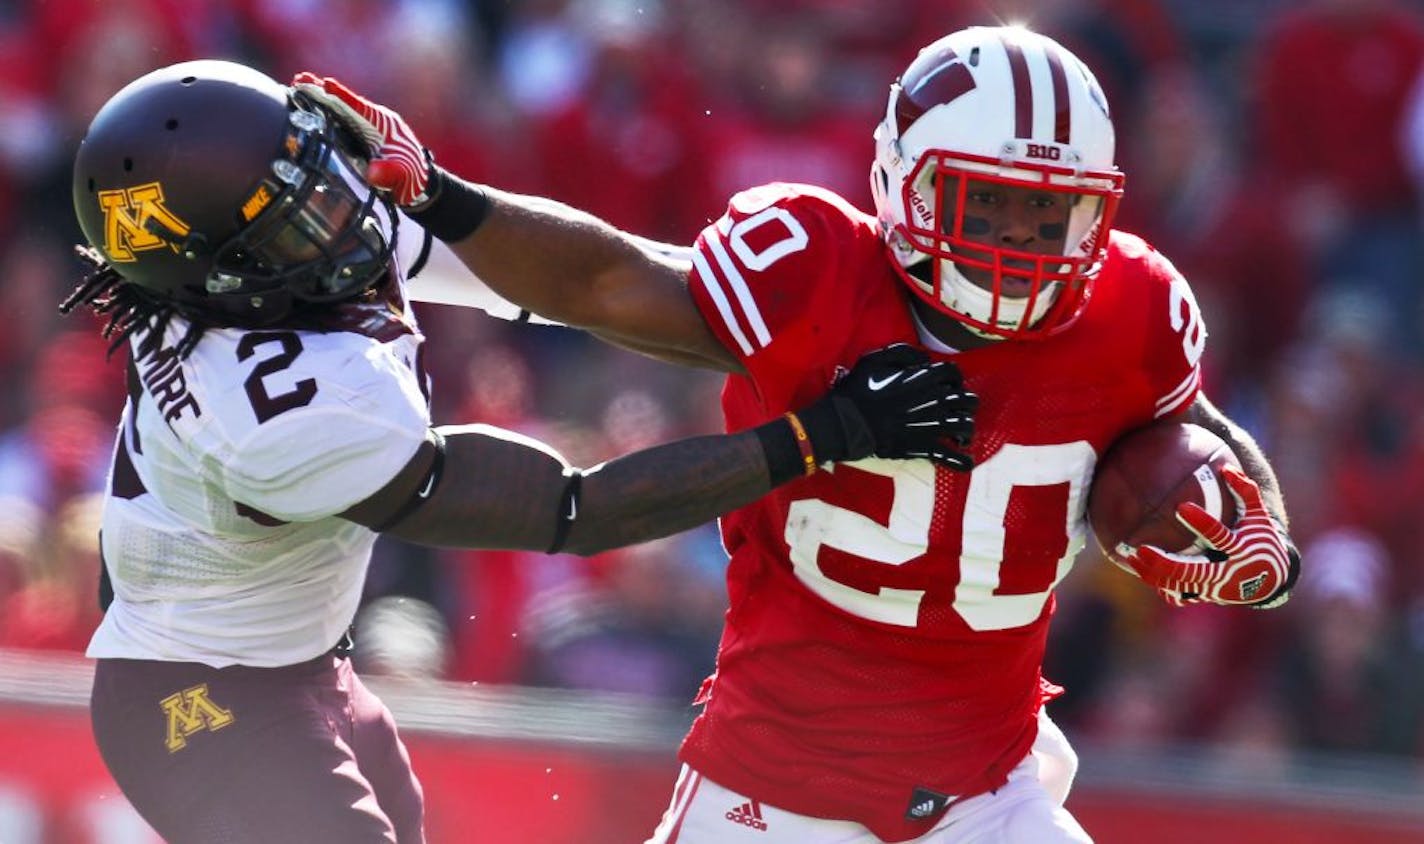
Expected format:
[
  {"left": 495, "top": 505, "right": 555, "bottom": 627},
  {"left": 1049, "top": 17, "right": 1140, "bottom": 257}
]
[
  {"left": 1124, "top": 465, "right": 1299, "bottom": 608},
  {"left": 291, "top": 72, "right": 431, "bottom": 206},
  {"left": 818, "top": 343, "right": 978, "bottom": 471}
]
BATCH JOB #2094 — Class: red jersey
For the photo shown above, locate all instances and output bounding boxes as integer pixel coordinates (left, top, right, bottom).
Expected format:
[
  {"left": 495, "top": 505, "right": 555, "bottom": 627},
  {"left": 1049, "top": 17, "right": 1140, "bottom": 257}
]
[{"left": 683, "top": 183, "right": 1203, "bottom": 842}]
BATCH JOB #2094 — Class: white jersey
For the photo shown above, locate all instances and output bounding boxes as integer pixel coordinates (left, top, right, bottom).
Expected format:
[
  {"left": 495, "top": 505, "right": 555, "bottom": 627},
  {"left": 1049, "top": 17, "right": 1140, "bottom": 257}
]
[
  {"left": 84, "top": 213, "right": 675, "bottom": 667},
  {"left": 87, "top": 277, "right": 430, "bottom": 668}
]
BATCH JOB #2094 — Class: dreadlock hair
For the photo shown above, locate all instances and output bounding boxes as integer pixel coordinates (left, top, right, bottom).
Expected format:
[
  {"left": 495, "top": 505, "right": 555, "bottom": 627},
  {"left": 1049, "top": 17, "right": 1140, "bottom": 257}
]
[{"left": 60, "top": 245, "right": 211, "bottom": 361}]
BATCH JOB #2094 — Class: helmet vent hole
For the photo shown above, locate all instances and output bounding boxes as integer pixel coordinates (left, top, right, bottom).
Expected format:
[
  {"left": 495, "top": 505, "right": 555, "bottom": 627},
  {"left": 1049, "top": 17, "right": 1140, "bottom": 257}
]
[
  {"left": 165, "top": 119, "right": 178, "bottom": 130},
  {"left": 123, "top": 157, "right": 133, "bottom": 172},
  {"left": 969, "top": 47, "right": 980, "bottom": 66},
  {"left": 87, "top": 178, "right": 95, "bottom": 192},
  {"left": 180, "top": 76, "right": 197, "bottom": 85}
]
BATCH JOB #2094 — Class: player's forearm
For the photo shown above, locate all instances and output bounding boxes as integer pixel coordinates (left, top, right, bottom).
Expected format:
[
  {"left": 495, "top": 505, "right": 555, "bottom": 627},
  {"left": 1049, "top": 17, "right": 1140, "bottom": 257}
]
[
  {"left": 1183, "top": 396, "right": 1287, "bottom": 526},
  {"left": 382, "top": 424, "right": 781, "bottom": 555},
  {"left": 426, "top": 177, "right": 737, "bottom": 370},
  {"left": 589, "top": 328, "right": 738, "bottom": 371},
  {"left": 1223, "top": 435, "right": 1286, "bottom": 528},
  {"left": 559, "top": 431, "right": 774, "bottom": 556},
  {"left": 448, "top": 189, "right": 640, "bottom": 325}
]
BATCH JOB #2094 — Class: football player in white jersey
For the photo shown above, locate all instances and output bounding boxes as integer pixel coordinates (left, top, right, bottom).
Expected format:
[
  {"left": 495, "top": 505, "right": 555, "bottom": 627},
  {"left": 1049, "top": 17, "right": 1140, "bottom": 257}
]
[
  {"left": 294, "top": 23, "right": 1302, "bottom": 844},
  {"left": 64, "top": 60, "right": 981, "bottom": 843}
]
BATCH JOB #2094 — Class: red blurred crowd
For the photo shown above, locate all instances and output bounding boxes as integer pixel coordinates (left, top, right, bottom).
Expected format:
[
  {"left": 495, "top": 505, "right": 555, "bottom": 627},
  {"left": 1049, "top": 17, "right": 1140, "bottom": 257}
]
[{"left": 1, "top": 0, "right": 1423, "bottom": 767}]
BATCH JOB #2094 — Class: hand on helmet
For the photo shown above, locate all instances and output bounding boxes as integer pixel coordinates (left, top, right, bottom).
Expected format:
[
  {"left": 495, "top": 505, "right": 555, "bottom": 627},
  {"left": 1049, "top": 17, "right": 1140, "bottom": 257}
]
[
  {"left": 291, "top": 72, "right": 431, "bottom": 206},
  {"left": 798, "top": 344, "right": 978, "bottom": 471},
  {"left": 1124, "top": 466, "right": 1299, "bottom": 608}
]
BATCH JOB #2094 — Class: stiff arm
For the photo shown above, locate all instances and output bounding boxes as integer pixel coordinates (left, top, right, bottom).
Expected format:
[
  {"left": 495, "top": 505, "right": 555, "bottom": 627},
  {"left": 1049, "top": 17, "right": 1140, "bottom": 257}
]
[
  {"left": 341, "top": 423, "right": 773, "bottom": 556},
  {"left": 440, "top": 190, "right": 741, "bottom": 373}
]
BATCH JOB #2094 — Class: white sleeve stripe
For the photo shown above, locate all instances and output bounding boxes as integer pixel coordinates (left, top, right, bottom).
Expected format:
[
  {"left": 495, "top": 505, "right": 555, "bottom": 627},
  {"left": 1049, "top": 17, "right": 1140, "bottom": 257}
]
[
  {"left": 704, "top": 230, "right": 773, "bottom": 349},
  {"left": 1154, "top": 366, "right": 1201, "bottom": 418},
  {"left": 691, "top": 248, "right": 756, "bottom": 356}
]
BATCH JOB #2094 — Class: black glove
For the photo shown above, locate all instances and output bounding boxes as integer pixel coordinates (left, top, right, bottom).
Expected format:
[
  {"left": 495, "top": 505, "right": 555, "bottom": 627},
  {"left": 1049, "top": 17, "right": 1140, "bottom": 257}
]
[{"left": 796, "top": 344, "right": 977, "bottom": 471}]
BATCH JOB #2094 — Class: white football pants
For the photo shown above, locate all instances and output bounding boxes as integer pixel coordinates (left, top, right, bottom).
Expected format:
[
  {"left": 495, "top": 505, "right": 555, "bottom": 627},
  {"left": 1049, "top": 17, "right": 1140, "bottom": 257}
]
[{"left": 646, "top": 710, "right": 1092, "bottom": 843}]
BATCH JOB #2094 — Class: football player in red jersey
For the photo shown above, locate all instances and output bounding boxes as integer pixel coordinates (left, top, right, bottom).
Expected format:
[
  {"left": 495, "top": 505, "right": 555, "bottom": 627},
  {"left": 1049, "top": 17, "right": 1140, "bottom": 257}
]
[
  {"left": 63, "top": 60, "right": 979, "bottom": 844},
  {"left": 300, "top": 24, "right": 1301, "bottom": 843}
]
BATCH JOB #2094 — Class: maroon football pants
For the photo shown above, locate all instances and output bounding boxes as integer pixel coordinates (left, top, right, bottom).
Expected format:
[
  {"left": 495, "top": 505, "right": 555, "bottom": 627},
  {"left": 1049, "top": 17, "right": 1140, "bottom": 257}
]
[{"left": 90, "top": 652, "right": 424, "bottom": 843}]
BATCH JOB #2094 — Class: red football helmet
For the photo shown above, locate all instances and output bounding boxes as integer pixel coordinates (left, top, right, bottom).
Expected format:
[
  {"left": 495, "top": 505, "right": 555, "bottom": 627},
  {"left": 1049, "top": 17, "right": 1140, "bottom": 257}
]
[{"left": 870, "top": 26, "right": 1125, "bottom": 340}]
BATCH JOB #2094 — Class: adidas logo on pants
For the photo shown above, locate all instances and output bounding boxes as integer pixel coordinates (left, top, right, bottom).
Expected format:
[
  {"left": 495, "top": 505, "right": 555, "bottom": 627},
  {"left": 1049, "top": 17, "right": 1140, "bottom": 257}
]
[{"left": 725, "top": 800, "right": 768, "bottom": 831}]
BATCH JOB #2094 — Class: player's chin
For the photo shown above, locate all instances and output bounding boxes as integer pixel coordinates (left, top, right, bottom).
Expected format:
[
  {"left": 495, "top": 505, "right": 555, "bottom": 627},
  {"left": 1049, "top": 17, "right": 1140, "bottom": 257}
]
[
  {"left": 956, "top": 265, "right": 1019, "bottom": 294},
  {"left": 999, "top": 259, "right": 1050, "bottom": 293},
  {"left": 999, "top": 277, "right": 1036, "bottom": 297},
  {"left": 961, "top": 266, "right": 1035, "bottom": 298}
]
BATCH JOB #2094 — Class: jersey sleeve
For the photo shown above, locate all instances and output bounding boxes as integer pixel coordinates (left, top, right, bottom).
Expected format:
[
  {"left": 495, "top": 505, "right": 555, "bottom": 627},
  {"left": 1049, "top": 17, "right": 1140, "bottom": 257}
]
[
  {"left": 1136, "top": 245, "right": 1206, "bottom": 418},
  {"left": 686, "top": 183, "right": 863, "bottom": 400},
  {"left": 218, "top": 341, "right": 429, "bottom": 522}
]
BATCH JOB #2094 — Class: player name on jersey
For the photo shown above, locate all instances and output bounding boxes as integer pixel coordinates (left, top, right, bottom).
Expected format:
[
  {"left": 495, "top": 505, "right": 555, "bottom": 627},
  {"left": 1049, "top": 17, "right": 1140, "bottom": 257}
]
[{"left": 136, "top": 332, "right": 202, "bottom": 423}]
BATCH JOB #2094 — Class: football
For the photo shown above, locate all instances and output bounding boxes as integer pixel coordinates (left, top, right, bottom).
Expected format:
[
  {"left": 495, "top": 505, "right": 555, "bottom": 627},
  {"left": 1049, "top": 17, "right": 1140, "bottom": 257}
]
[{"left": 1087, "top": 422, "right": 1239, "bottom": 563}]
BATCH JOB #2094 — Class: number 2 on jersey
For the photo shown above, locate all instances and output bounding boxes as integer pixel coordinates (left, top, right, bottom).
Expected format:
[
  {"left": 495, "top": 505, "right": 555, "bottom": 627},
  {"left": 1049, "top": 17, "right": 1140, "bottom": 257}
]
[{"left": 237, "top": 331, "right": 316, "bottom": 424}]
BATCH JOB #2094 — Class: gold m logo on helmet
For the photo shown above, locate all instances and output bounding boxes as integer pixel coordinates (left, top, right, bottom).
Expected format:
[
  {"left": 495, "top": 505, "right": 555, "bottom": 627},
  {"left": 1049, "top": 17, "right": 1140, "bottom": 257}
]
[
  {"left": 160, "top": 683, "right": 234, "bottom": 752},
  {"left": 98, "top": 182, "right": 192, "bottom": 262}
]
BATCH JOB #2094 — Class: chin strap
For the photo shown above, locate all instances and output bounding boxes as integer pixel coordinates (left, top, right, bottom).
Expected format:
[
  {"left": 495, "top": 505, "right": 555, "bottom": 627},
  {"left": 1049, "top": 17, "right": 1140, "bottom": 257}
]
[{"left": 935, "top": 258, "right": 1055, "bottom": 335}]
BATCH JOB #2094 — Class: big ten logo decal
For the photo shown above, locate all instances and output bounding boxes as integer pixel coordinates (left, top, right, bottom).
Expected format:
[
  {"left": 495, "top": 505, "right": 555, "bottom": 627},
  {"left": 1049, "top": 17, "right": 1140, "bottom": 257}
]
[
  {"left": 98, "top": 182, "right": 191, "bottom": 262},
  {"left": 1024, "top": 143, "right": 1062, "bottom": 161},
  {"left": 160, "top": 683, "right": 234, "bottom": 752}
]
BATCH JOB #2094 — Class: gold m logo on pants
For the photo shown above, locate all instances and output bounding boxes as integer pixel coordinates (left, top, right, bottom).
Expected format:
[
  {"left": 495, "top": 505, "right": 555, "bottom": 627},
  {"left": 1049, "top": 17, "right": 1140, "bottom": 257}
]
[
  {"left": 98, "top": 182, "right": 191, "bottom": 262},
  {"left": 160, "top": 683, "right": 234, "bottom": 752}
]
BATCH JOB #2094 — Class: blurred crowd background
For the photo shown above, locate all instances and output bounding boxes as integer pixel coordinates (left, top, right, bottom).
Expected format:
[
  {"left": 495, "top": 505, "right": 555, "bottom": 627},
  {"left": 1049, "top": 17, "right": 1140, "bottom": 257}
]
[{"left": 1, "top": 0, "right": 1423, "bottom": 775}]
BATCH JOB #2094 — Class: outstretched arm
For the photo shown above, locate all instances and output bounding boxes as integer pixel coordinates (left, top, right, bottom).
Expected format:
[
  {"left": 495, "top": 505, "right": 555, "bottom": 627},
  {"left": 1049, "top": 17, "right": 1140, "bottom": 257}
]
[
  {"left": 294, "top": 73, "right": 737, "bottom": 372},
  {"left": 460, "top": 189, "right": 738, "bottom": 371},
  {"left": 340, "top": 345, "right": 978, "bottom": 555},
  {"left": 343, "top": 423, "right": 774, "bottom": 555}
]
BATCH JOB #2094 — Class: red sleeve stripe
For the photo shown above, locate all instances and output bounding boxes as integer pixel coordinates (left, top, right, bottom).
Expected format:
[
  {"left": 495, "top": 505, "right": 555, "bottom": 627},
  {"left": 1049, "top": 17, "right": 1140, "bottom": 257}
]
[
  {"left": 1154, "top": 366, "right": 1201, "bottom": 418},
  {"left": 691, "top": 247, "right": 757, "bottom": 355}
]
